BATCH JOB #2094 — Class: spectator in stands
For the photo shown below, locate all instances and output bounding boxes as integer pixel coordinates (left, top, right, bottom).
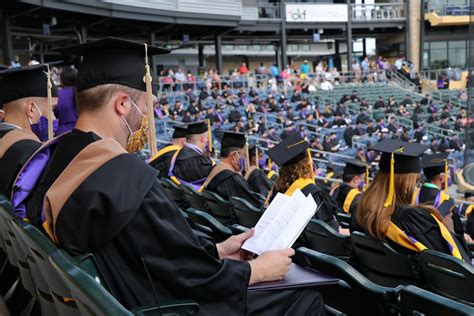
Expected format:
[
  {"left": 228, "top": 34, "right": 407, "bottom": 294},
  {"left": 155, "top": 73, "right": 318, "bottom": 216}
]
[
  {"left": 449, "top": 135, "right": 464, "bottom": 151},
  {"left": 400, "top": 94, "right": 413, "bottom": 106},
  {"left": 350, "top": 90, "right": 360, "bottom": 102},
  {"left": 366, "top": 121, "right": 377, "bottom": 136},
  {"left": 394, "top": 55, "right": 404, "bottom": 71},
  {"left": 374, "top": 96, "right": 385, "bottom": 109},
  {"left": 172, "top": 100, "right": 185, "bottom": 117},
  {"left": 185, "top": 71, "right": 196, "bottom": 90},
  {"left": 54, "top": 66, "right": 78, "bottom": 136},
  {"left": 239, "top": 62, "right": 249, "bottom": 75},
  {"left": 256, "top": 62, "right": 267, "bottom": 75},
  {"left": 420, "top": 94, "right": 430, "bottom": 105},
  {"left": 360, "top": 98, "right": 369, "bottom": 109},
  {"left": 352, "top": 59, "right": 362, "bottom": 83},
  {"left": 269, "top": 63, "right": 279, "bottom": 77},
  {"left": 427, "top": 112, "right": 439, "bottom": 124},
  {"left": 400, "top": 127, "right": 410, "bottom": 142},
  {"left": 356, "top": 140, "right": 470, "bottom": 262},
  {"left": 343, "top": 124, "right": 355, "bottom": 147},
  {"left": 320, "top": 77, "right": 333, "bottom": 91},
  {"left": 356, "top": 109, "right": 370, "bottom": 124},
  {"left": 354, "top": 121, "right": 365, "bottom": 136},
  {"left": 361, "top": 57, "right": 369, "bottom": 81},
  {"left": 397, "top": 105, "right": 410, "bottom": 117},
  {"left": 387, "top": 116, "right": 400, "bottom": 133},
  {"left": 300, "top": 60, "right": 311, "bottom": 74}
]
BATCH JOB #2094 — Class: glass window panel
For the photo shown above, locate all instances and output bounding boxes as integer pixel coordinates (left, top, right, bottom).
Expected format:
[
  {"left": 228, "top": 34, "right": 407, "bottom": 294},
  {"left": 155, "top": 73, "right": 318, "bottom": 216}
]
[
  {"left": 429, "top": 41, "right": 448, "bottom": 69},
  {"left": 448, "top": 41, "right": 467, "bottom": 68},
  {"left": 302, "top": 44, "right": 310, "bottom": 51}
]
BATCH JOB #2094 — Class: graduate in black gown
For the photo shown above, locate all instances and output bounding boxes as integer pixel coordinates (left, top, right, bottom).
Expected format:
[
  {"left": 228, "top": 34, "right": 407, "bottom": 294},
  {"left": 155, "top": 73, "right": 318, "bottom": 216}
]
[
  {"left": 266, "top": 133, "right": 341, "bottom": 231},
  {"left": 414, "top": 153, "right": 465, "bottom": 237},
  {"left": 330, "top": 158, "right": 369, "bottom": 232},
  {"left": 462, "top": 191, "right": 474, "bottom": 239},
  {"left": 355, "top": 140, "right": 471, "bottom": 262},
  {"left": 149, "top": 123, "right": 187, "bottom": 178},
  {"left": 244, "top": 144, "right": 272, "bottom": 196},
  {"left": 16, "top": 38, "right": 325, "bottom": 315},
  {"left": 203, "top": 132, "right": 261, "bottom": 208},
  {"left": 169, "top": 121, "right": 213, "bottom": 191},
  {"left": 0, "top": 64, "right": 58, "bottom": 198}
]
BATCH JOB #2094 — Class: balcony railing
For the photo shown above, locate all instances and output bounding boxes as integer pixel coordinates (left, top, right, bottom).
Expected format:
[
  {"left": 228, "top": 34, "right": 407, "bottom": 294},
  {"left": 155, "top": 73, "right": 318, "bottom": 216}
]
[
  {"left": 425, "top": 1, "right": 472, "bottom": 16},
  {"left": 351, "top": 3, "right": 405, "bottom": 22}
]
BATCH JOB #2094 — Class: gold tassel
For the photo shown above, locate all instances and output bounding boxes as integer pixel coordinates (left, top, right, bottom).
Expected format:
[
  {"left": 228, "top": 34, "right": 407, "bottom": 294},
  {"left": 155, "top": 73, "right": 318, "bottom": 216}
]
[
  {"left": 307, "top": 149, "right": 315, "bottom": 180},
  {"left": 255, "top": 146, "right": 259, "bottom": 169},
  {"left": 384, "top": 152, "right": 396, "bottom": 207},
  {"left": 206, "top": 119, "right": 213, "bottom": 156},
  {"left": 144, "top": 43, "right": 157, "bottom": 158},
  {"left": 244, "top": 138, "right": 250, "bottom": 172},
  {"left": 364, "top": 166, "right": 369, "bottom": 191},
  {"left": 444, "top": 160, "right": 448, "bottom": 192},
  {"left": 45, "top": 64, "right": 54, "bottom": 140}
]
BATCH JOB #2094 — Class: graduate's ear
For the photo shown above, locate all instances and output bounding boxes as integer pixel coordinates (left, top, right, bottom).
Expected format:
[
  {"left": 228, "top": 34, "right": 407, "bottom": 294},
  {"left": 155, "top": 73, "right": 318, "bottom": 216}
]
[
  {"left": 25, "top": 100, "right": 37, "bottom": 120},
  {"left": 114, "top": 92, "right": 131, "bottom": 116}
]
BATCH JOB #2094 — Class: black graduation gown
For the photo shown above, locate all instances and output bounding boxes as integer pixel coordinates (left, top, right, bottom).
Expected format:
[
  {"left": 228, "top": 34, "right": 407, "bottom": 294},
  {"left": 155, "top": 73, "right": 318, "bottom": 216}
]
[
  {"left": 24, "top": 129, "right": 100, "bottom": 230},
  {"left": 0, "top": 125, "right": 41, "bottom": 198},
  {"left": 206, "top": 169, "right": 262, "bottom": 208},
  {"left": 332, "top": 184, "right": 361, "bottom": 215},
  {"left": 417, "top": 185, "right": 464, "bottom": 235},
  {"left": 47, "top": 139, "right": 324, "bottom": 315},
  {"left": 173, "top": 146, "right": 213, "bottom": 183},
  {"left": 148, "top": 144, "right": 178, "bottom": 179},
  {"left": 246, "top": 168, "right": 272, "bottom": 196},
  {"left": 390, "top": 205, "right": 471, "bottom": 262},
  {"left": 301, "top": 183, "right": 340, "bottom": 231}
]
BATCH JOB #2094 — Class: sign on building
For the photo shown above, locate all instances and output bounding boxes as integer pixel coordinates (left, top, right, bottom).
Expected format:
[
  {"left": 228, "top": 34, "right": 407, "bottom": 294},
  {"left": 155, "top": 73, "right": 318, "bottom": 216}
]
[{"left": 285, "top": 4, "right": 348, "bottom": 23}]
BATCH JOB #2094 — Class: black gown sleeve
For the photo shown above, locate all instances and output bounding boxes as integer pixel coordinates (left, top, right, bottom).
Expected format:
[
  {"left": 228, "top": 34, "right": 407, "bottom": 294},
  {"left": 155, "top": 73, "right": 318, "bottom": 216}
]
[
  {"left": 92, "top": 180, "right": 251, "bottom": 314},
  {"left": 248, "top": 169, "right": 272, "bottom": 195}
]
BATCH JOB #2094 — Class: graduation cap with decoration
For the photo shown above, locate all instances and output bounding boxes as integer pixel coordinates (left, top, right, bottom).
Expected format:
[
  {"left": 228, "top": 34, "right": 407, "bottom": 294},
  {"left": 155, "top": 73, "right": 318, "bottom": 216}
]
[
  {"left": 371, "top": 139, "right": 429, "bottom": 207},
  {"left": 0, "top": 63, "right": 60, "bottom": 139},
  {"left": 422, "top": 153, "right": 449, "bottom": 191},
  {"left": 343, "top": 158, "right": 370, "bottom": 187},
  {"left": 267, "top": 133, "right": 315, "bottom": 180},
  {"left": 52, "top": 37, "right": 170, "bottom": 156},
  {"left": 171, "top": 123, "right": 187, "bottom": 139}
]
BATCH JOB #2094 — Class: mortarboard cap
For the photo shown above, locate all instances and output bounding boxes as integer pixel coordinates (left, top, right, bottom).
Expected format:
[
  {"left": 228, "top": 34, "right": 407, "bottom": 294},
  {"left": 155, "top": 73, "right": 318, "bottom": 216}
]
[
  {"left": 186, "top": 121, "right": 208, "bottom": 135},
  {"left": 422, "top": 153, "right": 449, "bottom": 179},
  {"left": 371, "top": 140, "right": 428, "bottom": 207},
  {"left": 172, "top": 123, "right": 187, "bottom": 139},
  {"left": 0, "top": 63, "right": 59, "bottom": 105},
  {"left": 220, "top": 131, "right": 247, "bottom": 151},
  {"left": 465, "top": 191, "right": 474, "bottom": 199},
  {"left": 267, "top": 133, "right": 309, "bottom": 167},
  {"left": 343, "top": 158, "right": 369, "bottom": 176},
  {"left": 249, "top": 144, "right": 258, "bottom": 159},
  {"left": 52, "top": 37, "right": 169, "bottom": 93},
  {"left": 372, "top": 140, "right": 428, "bottom": 174}
]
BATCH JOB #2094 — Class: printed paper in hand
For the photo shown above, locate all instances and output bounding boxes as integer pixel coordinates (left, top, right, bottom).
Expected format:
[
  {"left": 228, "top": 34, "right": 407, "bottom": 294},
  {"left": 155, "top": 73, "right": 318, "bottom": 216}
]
[{"left": 242, "top": 189, "right": 317, "bottom": 255}]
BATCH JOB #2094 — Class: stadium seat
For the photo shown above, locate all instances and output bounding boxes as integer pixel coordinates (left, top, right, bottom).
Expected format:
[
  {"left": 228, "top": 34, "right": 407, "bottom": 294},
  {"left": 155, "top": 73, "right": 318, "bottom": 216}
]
[
  {"left": 49, "top": 249, "right": 200, "bottom": 315},
  {"left": 400, "top": 285, "right": 474, "bottom": 316},
  {"left": 17, "top": 220, "right": 82, "bottom": 315},
  {"left": 180, "top": 185, "right": 208, "bottom": 211},
  {"left": 294, "top": 247, "right": 402, "bottom": 316},
  {"left": 11, "top": 218, "right": 58, "bottom": 316},
  {"left": 419, "top": 249, "right": 474, "bottom": 305},
  {"left": 160, "top": 178, "right": 189, "bottom": 210},
  {"left": 335, "top": 212, "right": 351, "bottom": 229},
  {"left": 202, "top": 191, "right": 233, "bottom": 225},
  {"left": 185, "top": 208, "right": 232, "bottom": 242},
  {"left": 229, "top": 196, "right": 262, "bottom": 228},
  {"left": 303, "top": 219, "right": 352, "bottom": 261},
  {"left": 350, "top": 231, "right": 423, "bottom": 287}
]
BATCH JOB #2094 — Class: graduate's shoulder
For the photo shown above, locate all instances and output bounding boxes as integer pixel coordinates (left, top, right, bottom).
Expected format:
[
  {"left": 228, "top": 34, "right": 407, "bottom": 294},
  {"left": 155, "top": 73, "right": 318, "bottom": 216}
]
[{"left": 393, "top": 204, "right": 438, "bottom": 227}]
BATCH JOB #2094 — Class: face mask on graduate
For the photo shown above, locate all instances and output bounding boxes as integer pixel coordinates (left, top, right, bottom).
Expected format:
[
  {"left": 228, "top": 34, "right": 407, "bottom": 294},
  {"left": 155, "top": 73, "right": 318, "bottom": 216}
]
[
  {"left": 258, "top": 157, "right": 266, "bottom": 168},
  {"left": 237, "top": 157, "right": 246, "bottom": 172},
  {"left": 122, "top": 97, "right": 148, "bottom": 153},
  {"left": 29, "top": 103, "right": 58, "bottom": 142},
  {"left": 358, "top": 180, "right": 366, "bottom": 191}
]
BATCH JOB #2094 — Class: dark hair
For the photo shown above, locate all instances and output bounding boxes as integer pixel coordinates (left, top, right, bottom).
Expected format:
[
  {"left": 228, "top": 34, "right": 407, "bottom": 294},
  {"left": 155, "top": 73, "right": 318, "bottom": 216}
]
[
  {"left": 343, "top": 173, "right": 361, "bottom": 183},
  {"left": 60, "top": 66, "right": 77, "bottom": 87},
  {"left": 220, "top": 147, "right": 240, "bottom": 158}
]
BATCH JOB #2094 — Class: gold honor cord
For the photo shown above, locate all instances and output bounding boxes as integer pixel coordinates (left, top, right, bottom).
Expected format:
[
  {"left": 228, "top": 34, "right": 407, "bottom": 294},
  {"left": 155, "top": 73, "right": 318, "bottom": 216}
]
[
  {"left": 45, "top": 64, "right": 54, "bottom": 140},
  {"left": 144, "top": 43, "right": 157, "bottom": 157}
]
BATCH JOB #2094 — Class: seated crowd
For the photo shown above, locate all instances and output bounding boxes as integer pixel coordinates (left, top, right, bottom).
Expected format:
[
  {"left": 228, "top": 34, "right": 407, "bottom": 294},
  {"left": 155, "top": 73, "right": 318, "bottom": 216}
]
[{"left": 0, "top": 37, "right": 472, "bottom": 315}]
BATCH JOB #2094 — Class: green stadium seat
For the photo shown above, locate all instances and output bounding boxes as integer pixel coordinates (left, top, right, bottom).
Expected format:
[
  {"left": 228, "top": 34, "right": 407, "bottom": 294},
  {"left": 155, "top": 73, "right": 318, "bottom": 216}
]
[
  {"left": 419, "top": 249, "right": 474, "bottom": 305},
  {"left": 400, "top": 285, "right": 474, "bottom": 316},
  {"left": 185, "top": 208, "right": 232, "bottom": 242},
  {"left": 202, "top": 191, "right": 233, "bottom": 225},
  {"left": 295, "top": 247, "right": 402, "bottom": 316},
  {"left": 335, "top": 212, "right": 351, "bottom": 229},
  {"left": 160, "top": 178, "right": 189, "bottom": 210},
  {"left": 229, "top": 196, "right": 262, "bottom": 228},
  {"left": 303, "top": 219, "right": 352, "bottom": 261},
  {"left": 180, "top": 185, "right": 208, "bottom": 211},
  {"left": 49, "top": 249, "right": 200, "bottom": 315},
  {"left": 350, "top": 231, "right": 424, "bottom": 287}
]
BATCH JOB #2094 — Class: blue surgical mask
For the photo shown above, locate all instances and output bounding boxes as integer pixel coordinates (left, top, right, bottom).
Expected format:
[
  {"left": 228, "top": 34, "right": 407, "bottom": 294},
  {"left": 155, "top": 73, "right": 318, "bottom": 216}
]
[{"left": 29, "top": 103, "right": 58, "bottom": 141}]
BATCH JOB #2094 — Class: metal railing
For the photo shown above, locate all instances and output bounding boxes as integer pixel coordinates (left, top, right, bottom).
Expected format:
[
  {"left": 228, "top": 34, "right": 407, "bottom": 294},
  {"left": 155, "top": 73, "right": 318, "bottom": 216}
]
[
  {"left": 388, "top": 70, "right": 419, "bottom": 93},
  {"left": 351, "top": 3, "right": 406, "bottom": 21}
]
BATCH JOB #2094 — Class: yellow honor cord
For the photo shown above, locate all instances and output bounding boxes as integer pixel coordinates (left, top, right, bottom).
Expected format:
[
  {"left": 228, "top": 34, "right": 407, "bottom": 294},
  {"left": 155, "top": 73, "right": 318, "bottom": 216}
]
[
  {"left": 307, "top": 149, "right": 315, "bottom": 180},
  {"left": 144, "top": 43, "right": 158, "bottom": 157},
  {"left": 444, "top": 161, "right": 448, "bottom": 192},
  {"left": 45, "top": 64, "right": 54, "bottom": 140}
]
